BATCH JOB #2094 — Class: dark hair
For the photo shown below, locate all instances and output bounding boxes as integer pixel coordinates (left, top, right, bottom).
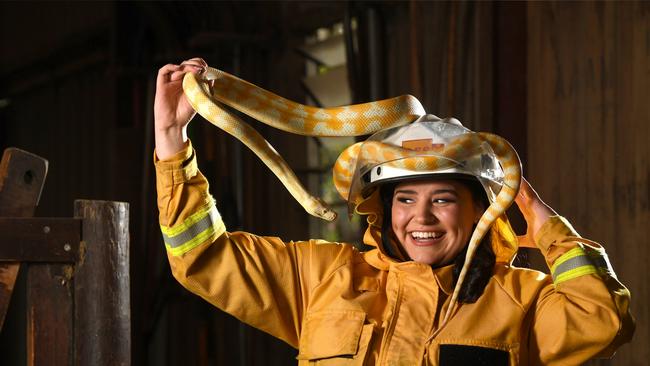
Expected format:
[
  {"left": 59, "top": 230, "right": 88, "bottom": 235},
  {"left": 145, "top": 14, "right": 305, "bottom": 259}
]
[{"left": 380, "top": 177, "right": 495, "bottom": 304}]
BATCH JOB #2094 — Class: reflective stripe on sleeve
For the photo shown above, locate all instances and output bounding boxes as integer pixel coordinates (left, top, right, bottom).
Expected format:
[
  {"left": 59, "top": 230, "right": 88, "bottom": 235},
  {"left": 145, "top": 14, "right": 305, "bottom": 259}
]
[
  {"left": 160, "top": 203, "right": 225, "bottom": 256},
  {"left": 550, "top": 247, "right": 597, "bottom": 285}
]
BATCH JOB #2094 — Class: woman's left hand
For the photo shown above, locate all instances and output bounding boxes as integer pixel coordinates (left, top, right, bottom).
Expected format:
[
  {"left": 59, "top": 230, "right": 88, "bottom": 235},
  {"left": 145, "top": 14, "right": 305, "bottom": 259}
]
[{"left": 514, "top": 177, "right": 557, "bottom": 248}]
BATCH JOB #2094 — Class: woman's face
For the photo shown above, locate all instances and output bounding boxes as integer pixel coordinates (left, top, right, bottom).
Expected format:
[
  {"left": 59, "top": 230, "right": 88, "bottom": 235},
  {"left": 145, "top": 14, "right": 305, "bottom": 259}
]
[{"left": 390, "top": 179, "right": 484, "bottom": 266}]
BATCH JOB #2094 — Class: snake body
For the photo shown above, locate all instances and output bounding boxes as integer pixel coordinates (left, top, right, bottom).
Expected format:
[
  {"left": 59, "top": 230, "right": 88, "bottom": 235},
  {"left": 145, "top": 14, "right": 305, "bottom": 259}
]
[
  {"left": 183, "top": 68, "right": 425, "bottom": 221},
  {"left": 182, "top": 67, "right": 521, "bottom": 334}
]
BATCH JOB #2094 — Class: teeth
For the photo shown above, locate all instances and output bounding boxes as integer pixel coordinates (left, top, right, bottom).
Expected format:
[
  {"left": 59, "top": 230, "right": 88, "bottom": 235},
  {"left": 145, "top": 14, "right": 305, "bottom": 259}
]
[{"left": 411, "top": 231, "right": 442, "bottom": 239}]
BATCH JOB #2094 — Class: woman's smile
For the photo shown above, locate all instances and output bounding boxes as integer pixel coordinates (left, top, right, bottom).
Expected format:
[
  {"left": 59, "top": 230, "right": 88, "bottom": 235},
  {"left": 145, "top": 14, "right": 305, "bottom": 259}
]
[{"left": 409, "top": 231, "right": 445, "bottom": 247}]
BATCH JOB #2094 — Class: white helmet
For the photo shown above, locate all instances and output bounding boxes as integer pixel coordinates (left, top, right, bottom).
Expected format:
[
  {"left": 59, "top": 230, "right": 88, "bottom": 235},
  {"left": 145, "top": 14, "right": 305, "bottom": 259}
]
[{"left": 346, "top": 115, "right": 505, "bottom": 215}]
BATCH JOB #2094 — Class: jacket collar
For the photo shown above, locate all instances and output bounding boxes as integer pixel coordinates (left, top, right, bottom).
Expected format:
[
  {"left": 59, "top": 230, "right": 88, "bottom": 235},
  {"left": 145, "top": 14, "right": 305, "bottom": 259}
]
[
  {"left": 431, "top": 264, "right": 454, "bottom": 295},
  {"left": 362, "top": 225, "right": 455, "bottom": 295}
]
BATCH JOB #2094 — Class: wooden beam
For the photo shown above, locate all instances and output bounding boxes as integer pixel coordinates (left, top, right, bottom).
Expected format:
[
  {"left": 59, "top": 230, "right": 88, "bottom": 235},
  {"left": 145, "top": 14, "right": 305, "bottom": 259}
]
[
  {"left": 0, "top": 218, "right": 80, "bottom": 262},
  {"left": 0, "top": 148, "right": 48, "bottom": 332}
]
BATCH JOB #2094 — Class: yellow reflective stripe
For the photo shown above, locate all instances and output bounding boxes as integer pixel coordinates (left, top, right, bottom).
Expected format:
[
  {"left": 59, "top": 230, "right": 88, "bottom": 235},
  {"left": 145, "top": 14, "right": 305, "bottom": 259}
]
[
  {"left": 160, "top": 202, "right": 226, "bottom": 256},
  {"left": 165, "top": 219, "right": 225, "bottom": 256},
  {"left": 554, "top": 265, "right": 598, "bottom": 285},
  {"left": 550, "top": 247, "right": 585, "bottom": 274},
  {"left": 551, "top": 246, "right": 597, "bottom": 285},
  {"left": 161, "top": 201, "right": 215, "bottom": 237}
]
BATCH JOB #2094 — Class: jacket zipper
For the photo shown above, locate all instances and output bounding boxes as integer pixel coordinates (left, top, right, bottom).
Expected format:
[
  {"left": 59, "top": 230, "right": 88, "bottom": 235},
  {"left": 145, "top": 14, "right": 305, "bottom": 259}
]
[{"left": 378, "top": 273, "right": 403, "bottom": 365}]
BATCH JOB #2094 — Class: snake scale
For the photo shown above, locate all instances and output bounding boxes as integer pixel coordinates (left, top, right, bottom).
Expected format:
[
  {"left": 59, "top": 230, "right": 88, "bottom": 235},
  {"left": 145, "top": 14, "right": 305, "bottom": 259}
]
[{"left": 182, "top": 66, "right": 522, "bottom": 332}]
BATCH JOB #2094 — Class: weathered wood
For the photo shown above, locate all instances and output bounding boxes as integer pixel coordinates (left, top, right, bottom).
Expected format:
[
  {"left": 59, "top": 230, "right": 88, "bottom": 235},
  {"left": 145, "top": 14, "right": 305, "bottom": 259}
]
[
  {"left": 0, "top": 148, "right": 48, "bottom": 331},
  {"left": 74, "top": 200, "right": 130, "bottom": 366},
  {"left": 0, "top": 218, "right": 80, "bottom": 262},
  {"left": 0, "top": 264, "right": 19, "bottom": 319},
  {"left": 527, "top": 2, "right": 648, "bottom": 364},
  {"left": 0, "top": 148, "right": 48, "bottom": 217},
  {"left": 26, "top": 264, "right": 73, "bottom": 366}
]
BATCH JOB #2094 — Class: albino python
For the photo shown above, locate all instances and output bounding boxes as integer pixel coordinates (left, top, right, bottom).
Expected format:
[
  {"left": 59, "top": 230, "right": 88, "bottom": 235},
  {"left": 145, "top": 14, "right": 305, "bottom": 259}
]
[{"left": 182, "top": 67, "right": 522, "bottom": 332}]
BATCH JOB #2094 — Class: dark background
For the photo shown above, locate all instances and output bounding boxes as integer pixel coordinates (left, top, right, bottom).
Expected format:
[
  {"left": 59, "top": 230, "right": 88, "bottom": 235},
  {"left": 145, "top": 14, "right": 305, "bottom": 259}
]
[{"left": 0, "top": 1, "right": 647, "bottom": 365}]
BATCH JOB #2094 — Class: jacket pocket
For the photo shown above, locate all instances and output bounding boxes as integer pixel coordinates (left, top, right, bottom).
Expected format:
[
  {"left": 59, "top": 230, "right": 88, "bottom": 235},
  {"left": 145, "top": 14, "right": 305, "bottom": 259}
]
[
  {"left": 439, "top": 344, "right": 509, "bottom": 365},
  {"left": 297, "top": 310, "right": 373, "bottom": 365}
]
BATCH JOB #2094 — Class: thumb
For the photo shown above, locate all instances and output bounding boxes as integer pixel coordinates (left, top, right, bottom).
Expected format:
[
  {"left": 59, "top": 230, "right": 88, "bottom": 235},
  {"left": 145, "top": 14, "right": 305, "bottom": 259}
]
[{"left": 516, "top": 234, "right": 537, "bottom": 249}]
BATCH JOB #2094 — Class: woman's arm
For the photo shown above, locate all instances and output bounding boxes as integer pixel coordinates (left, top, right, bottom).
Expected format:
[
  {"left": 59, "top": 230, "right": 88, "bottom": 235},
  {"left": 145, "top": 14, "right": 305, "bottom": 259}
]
[
  {"left": 514, "top": 178, "right": 634, "bottom": 364},
  {"left": 152, "top": 60, "right": 352, "bottom": 348},
  {"left": 155, "top": 142, "right": 355, "bottom": 348}
]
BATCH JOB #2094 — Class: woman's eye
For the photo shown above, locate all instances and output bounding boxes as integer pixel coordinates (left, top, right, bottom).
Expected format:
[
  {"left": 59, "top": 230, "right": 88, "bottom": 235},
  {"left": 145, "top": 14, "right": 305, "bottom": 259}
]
[
  {"left": 432, "top": 198, "right": 455, "bottom": 204},
  {"left": 396, "top": 197, "right": 414, "bottom": 204}
]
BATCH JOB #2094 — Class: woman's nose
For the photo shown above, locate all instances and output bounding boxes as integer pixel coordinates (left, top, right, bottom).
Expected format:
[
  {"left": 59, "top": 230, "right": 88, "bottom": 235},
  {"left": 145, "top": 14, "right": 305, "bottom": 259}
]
[{"left": 414, "top": 202, "right": 438, "bottom": 224}]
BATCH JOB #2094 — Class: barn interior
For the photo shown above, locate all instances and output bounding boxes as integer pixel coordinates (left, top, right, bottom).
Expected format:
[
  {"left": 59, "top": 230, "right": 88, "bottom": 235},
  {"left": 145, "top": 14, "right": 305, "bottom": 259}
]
[{"left": 0, "top": 1, "right": 647, "bottom": 365}]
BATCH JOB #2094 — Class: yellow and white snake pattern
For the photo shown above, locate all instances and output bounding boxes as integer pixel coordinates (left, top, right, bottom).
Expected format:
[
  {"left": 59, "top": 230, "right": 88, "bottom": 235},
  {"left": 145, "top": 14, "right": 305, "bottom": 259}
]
[{"left": 182, "top": 67, "right": 522, "bottom": 333}]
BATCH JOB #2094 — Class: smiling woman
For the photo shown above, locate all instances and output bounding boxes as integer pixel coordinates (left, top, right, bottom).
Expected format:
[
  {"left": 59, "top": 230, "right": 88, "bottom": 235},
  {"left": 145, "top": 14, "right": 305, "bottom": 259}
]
[
  {"left": 153, "top": 59, "right": 634, "bottom": 365},
  {"left": 378, "top": 177, "right": 498, "bottom": 306}
]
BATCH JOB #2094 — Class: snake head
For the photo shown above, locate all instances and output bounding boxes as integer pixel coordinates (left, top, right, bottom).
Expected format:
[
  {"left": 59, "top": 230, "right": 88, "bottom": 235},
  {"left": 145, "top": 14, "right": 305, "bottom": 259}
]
[
  {"left": 310, "top": 197, "right": 338, "bottom": 222},
  {"left": 320, "top": 209, "right": 338, "bottom": 222}
]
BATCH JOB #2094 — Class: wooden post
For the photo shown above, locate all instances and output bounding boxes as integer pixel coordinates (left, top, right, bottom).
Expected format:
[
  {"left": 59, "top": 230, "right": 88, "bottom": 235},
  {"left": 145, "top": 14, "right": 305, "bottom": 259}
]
[
  {"left": 26, "top": 262, "right": 74, "bottom": 366},
  {"left": 74, "top": 200, "right": 130, "bottom": 366}
]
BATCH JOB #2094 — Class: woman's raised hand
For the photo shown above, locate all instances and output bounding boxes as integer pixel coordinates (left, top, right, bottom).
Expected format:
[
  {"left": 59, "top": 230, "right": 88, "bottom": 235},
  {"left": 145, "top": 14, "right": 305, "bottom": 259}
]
[
  {"left": 514, "top": 177, "right": 558, "bottom": 248},
  {"left": 154, "top": 58, "right": 207, "bottom": 160}
]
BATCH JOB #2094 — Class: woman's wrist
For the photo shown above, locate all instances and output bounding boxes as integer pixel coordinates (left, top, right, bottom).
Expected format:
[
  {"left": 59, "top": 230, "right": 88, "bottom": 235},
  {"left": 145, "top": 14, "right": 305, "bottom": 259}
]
[
  {"left": 529, "top": 199, "right": 557, "bottom": 237},
  {"left": 155, "top": 125, "right": 188, "bottom": 160}
]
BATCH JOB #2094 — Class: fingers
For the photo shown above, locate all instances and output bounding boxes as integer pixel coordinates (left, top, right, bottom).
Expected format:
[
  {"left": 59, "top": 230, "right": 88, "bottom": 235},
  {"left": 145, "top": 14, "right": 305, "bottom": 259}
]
[
  {"left": 515, "top": 176, "right": 539, "bottom": 208},
  {"left": 157, "top": 58, "right": 208, "bottom": 86},
  {"left": 178, "top": 58, "right": 208, "bottom": 80},
  {"left": 169, "top": 65, "right": 203, "bottom": 82},
  {"left": 156, "top": 64, "right": 182, "bottom": 88},
  {"left": 514, "top": 177, "right": 535, "bottom": 223},
  {"left": 181, "top": 57, "right": 207, "bottom": 68},
  {"left": 514, "top": 182, "right": 528, "bottom": 208},
  {"left": 517, "top": 177, "right": 532, "bottom": 200}
]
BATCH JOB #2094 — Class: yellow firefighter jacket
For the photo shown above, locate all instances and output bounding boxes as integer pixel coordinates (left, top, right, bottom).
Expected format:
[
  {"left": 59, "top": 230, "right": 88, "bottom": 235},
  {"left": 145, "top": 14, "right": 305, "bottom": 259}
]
[{"left": 155, "top": 143, "right": 634, "bottom": 365}]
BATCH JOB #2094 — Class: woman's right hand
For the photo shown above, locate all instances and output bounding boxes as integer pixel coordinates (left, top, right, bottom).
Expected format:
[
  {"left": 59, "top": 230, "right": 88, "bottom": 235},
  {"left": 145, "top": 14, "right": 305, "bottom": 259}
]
[
  {"left": 154, "top": 57, "right": 207, "bottom": 160},
  {"left": 514, "top": 177, "right": 558, "bottom": 248}
]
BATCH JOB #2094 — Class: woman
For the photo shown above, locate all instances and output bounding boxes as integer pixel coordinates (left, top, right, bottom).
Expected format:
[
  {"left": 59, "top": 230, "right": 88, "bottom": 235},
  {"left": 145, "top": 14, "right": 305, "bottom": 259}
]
[{"left": 154, "top": 58, "right": 633, "bottom": 365}]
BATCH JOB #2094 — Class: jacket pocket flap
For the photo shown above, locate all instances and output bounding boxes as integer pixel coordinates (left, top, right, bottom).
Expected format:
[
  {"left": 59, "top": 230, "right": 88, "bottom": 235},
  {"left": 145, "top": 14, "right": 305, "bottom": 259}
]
[{"left": 297, "top": 310, "right": 366, "bottom": 360}]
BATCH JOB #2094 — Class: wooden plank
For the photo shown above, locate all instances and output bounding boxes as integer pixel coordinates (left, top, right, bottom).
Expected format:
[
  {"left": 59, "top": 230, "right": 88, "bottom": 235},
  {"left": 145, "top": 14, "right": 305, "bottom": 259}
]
[
  {"left": 527, "top": 2, "right": 648, "bottom": 365},
  {"left": 74, "top": 200, "right": 130, "bottom": 365},
  {"left": 608, "top": 3, "right": 649, "bottom": 365},
  {"left": 0, "top": 147, "right": 48, "bottom": 331},
  {"left": 0, "top": 148, "right": 48, "bottom": 217},
  {"left": 0, "top": 264, "right": 19, "bottom": 313},
  {"left": 0, "top": 218, "right": 80, "bottom": 262},
  {"left": 26, "top": 264, "right": 72, "bottom": 366}
]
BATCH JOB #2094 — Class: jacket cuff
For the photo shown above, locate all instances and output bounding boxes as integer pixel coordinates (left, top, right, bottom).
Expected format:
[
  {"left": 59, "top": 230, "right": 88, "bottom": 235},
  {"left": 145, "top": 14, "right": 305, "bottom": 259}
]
[
  {"left": 534, "top": 215, "right": 579, "bottom": 253},
  {"left": 154, "top": 141, "right": 197, "bottom": 187}
]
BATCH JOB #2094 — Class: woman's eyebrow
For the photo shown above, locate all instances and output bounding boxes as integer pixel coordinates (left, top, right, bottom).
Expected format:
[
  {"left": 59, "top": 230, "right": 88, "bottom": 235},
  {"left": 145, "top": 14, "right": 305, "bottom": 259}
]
[
  {"left": 431, "top": 189, "right": 458, "bottom": 196},
  {"left": 394, "top": 189, "right": 417, "bottom": 195},
  {"left": 394, "top": 188, "right": 458, "bottom": 195}
]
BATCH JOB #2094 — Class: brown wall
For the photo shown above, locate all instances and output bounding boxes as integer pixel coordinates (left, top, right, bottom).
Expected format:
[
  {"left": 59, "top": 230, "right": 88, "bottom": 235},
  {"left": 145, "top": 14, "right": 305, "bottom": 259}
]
[{"left": 528, "top": 2, "right": 649, "bottom": 364}]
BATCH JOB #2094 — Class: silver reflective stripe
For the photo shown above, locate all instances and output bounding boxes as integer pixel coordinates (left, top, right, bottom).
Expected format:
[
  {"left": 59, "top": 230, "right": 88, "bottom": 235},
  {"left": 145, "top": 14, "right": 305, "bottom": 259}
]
[
  {"left": 163, "top": 206, "right": 220, "bottom": 248},
  {"left": 551, "top": 255, "right": 594, "bottom": 282}
]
